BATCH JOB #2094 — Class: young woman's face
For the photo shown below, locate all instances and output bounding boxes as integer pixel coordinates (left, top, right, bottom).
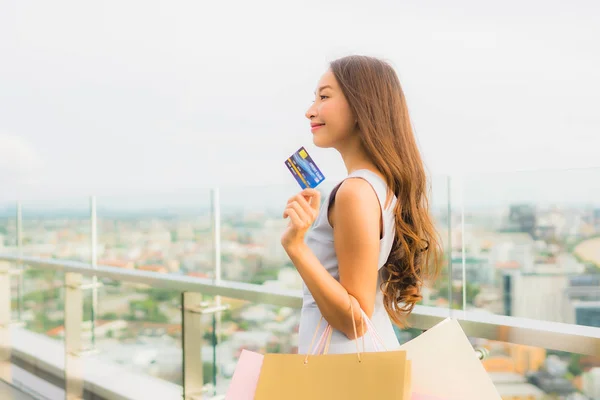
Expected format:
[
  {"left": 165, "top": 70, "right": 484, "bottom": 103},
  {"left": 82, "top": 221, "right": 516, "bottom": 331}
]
[{"left": 305, "top": 69, "right": 356, "bottom": 149}]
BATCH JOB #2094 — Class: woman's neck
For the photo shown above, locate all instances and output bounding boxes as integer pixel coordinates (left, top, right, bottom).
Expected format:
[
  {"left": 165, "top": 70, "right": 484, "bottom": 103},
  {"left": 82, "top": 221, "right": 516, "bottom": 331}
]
[{"left": 338, "top": 141, "right": 377, "bottom": 175}]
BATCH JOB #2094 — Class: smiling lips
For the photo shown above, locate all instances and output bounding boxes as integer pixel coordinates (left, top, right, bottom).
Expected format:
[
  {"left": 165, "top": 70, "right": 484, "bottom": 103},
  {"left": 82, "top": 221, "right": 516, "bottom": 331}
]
[{"left": 311, "top": 123, "right": 325, "bottom": 132}]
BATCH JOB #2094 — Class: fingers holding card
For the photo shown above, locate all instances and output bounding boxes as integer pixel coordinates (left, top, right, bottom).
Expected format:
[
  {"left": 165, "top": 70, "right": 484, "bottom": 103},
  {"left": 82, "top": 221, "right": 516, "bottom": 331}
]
[{"left": 281, "top": 148, "right": 325, "bottom": 249}]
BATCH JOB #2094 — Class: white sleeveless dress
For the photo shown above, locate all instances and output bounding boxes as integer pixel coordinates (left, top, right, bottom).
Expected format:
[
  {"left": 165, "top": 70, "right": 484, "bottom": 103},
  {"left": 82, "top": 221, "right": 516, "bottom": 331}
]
[{"left": 297, "top": 169, "right": 401, "bottom": 354}]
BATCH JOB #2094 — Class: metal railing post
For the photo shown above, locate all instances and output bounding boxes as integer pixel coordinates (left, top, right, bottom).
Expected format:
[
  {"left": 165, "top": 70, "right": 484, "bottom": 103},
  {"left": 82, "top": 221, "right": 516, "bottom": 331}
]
[
  {"left": 90, "top": 196, "right": 98, "bottom": 348},
  {"left": 182, "top": 292, "right": 204, "bottom": 399},
  {"left": 212, "top": 188, "right": 221, "bottom": 286},
  {"left": 211, "top": 188, "right": 222, "bottom": 341},
  {"left": 0, "top": 261, "right": 11, "bottom": 382},
  {"left": 65, "top": 272, "right": 84, "bottom": 399},
  {"left": 182, "top": 292, "right": 229, "bottom": 399},
  {"left": 447, "top": 176, "right": 453, "bottom": 314},
  {"left": 460, "top": 176, "right": 466, "bottom": 312},
  {"left": 16, "top": 202, "right": 23, "bottom": 322}
]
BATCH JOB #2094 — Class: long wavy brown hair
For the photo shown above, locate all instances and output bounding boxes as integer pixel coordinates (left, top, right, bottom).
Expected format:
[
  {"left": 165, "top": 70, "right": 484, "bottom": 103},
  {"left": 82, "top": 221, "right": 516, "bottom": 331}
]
[{"left": 330, "top": 55, "right": 442, "bottom": 328}]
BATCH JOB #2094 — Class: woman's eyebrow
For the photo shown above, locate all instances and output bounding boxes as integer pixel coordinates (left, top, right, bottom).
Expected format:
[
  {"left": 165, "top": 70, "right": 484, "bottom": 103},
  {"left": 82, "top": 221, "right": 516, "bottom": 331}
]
[{"left": 314, "top": 85, "right": 333, "bottom": 95}]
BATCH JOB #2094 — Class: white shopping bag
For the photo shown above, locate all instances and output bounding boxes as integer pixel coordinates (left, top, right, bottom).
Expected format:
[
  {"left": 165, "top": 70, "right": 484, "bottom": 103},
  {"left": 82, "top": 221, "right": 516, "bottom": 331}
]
[{"left": 399, "top": 318, "right": 501, "bottom": 400}]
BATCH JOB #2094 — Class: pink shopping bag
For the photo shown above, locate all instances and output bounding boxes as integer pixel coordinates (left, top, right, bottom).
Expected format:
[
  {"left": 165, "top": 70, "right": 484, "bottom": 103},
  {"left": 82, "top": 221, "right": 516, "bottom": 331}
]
[
  {"left": 412, "top": 394, "right": 448, "bottom": 400},
  {"left": 225, "top": 349, "right": 264, "bottom": 400}
]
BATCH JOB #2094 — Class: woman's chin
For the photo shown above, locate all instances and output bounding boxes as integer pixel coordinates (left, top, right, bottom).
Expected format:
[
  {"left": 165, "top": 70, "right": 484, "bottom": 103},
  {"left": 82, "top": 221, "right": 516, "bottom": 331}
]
[{"left": 312, "top": 134, "right": 329, "bottom": 148}]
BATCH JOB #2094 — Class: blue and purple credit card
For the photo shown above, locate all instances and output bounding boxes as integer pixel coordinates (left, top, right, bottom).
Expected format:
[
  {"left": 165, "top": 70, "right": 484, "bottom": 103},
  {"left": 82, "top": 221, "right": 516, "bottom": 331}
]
[{"left": 285, "top": 147, "right": 325, "bottom": 189}]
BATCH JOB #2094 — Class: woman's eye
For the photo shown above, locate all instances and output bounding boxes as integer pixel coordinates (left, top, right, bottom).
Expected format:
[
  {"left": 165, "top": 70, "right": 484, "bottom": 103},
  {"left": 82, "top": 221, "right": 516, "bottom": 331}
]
[{"left": 320, "top": 95, "right": 328, "bottom": 100}]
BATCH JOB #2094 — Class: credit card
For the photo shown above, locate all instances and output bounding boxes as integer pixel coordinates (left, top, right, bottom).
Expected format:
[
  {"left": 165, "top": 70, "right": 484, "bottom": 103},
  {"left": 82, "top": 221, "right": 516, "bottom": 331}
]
[{"left": 284, "top": 147, "right": 325, "bottom": 189}]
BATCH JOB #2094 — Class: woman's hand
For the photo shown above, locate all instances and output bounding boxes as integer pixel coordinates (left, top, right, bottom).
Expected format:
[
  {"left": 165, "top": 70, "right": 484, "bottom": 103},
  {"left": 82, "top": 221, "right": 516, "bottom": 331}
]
[{"left": 281, "top": 188, "right": 321, "bottom": 251}]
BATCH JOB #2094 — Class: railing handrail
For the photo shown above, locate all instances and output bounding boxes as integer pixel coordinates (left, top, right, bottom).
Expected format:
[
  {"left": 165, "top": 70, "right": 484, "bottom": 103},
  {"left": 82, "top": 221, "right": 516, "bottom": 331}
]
[
  {"left": 1, "top": 254, "right": 599, "bottom": 357},
  {"left": 0, "top": 254, "right": 302, "bottom": 308}
]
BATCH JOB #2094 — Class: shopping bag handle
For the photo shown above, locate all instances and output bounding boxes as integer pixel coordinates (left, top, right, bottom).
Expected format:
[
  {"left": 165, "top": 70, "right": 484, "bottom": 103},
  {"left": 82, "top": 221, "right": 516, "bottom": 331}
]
[
  {"left": 360, "top": 308, "right": 388, "bottom": 351},
  {"left": 304, "top": 293, "right": 367, "bottom": 364},
  {"left": 315, "top": 297, "right": 388, "bottom": 353}
]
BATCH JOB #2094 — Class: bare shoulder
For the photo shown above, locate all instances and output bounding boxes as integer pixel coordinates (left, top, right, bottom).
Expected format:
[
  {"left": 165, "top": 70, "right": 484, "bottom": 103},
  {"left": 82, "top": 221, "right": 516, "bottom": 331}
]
[
  {"left": 336, "top": 178, "right": 379, "bottom": 206},
  {"left": 330, "top": 178, "right": 381, "bottom": 226}
]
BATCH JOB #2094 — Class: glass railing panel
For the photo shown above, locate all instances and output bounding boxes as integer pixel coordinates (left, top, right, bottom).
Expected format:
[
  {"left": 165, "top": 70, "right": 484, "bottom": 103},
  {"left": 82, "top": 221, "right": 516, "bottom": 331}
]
[
  {"left": 96, "top": 191, "right": 213, "bottom": 277},
  {"left": 395, "top": 322, "right": 596, "bottom": 398},
  {"left": 21, "top": 267, "right": 65, "bottom": 341},
  {"left": 86, "top": 279, "right": 183, "bottom": 387},
  {"left": 20, "top": 199, "right": 90, "bottom": 262},
  {"left": 218, "top": 182, "right": 337, "bottom": 284},
  {"left": 12, "top": 266, "right": 66, "bottom": 395},
  {"left": 461, "top": 168, "right": 600, "bottom": 332},
  {"left": 18, "top": 198, "right": 96, "bottom": 359},
  {"left": 206, "top": 295, "right": 301, "bottom": 397},
  {"left": 474, "top": 337, "right": 597, "bottom": 399},
  {"left": 425, "top": 174, "right": 454, "bottom": 308},
  {"left": 0, "top": 204, "right": 16, "bottom": 253}
]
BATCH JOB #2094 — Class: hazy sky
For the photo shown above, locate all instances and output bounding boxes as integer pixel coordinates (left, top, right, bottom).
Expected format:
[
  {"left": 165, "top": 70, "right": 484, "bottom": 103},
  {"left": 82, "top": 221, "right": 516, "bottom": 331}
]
[{"left": 1, "top": 0, "right": 599, "bottom": 206}]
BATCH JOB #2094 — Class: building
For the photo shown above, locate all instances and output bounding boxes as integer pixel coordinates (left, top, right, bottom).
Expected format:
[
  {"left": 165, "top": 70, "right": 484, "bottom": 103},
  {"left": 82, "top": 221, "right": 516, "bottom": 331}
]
[
  {"left": 99, "top": 259, "right": 135, "bottom": 269},
  {"left": 593, "top": 208, "right": 600, "bottom": 231},
  {"left": 489, "top": 372, "right": 545, "bottom": 400},
  {"left": 583, "top": 367, "right": 600, "bottom": 399},
  {"left": 504, "top": 204, "right": 537, "bottom": 238},
  {"left": 450, "top": 255, "right": 494, "bottom": 285},
  {"left": 503, "top": 259, "right": 585, "bottom": 323},
  {"left": 574, "top": 302, "right": 600, "bottom": 328},
  {"left": 46, "top": 319, "right": 129, "bottom": 340},
  {"left": 566, "top": 275, "right": 600, "bottom": 328},
  {"left": 508, "top": 345, "right": 547, "bottom": 376},
  {"left": 137, "top": 264, "right": 169, "bottom": 274},
  {"left": 482, "top": 344, "right": 546, "bottom": 377},
  {"left": 527, "top": 356, "right": 577, "bottom": 396}
]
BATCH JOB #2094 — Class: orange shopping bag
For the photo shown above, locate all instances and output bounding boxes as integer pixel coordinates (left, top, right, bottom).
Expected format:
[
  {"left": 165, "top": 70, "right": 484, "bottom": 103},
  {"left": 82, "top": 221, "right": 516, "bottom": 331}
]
[{"left": 253, "top": 295, "right": 412, "bottom": 400}]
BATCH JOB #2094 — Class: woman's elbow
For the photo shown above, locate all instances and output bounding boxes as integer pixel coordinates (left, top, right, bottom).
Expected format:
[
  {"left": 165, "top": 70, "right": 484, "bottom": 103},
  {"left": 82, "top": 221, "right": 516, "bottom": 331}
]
[
  {"left": 343, "top": 329, "right": 363, "bottom": 340},
  {"left": 341, "top": 316, "right": 369, "bottom": 340}
]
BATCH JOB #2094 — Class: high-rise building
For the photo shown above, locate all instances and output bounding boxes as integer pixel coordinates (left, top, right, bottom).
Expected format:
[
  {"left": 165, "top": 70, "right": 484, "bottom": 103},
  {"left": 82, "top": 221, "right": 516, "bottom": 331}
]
[
  {"left": 566, "top": 275, "right": 600, "bottom": 328},
  {"left": 504, "top": 204, "right": 537, "bottom": 238},
  {"left": 583, "top": 368, "right": 600, "bottom": 399},
  {"left": 510, "top": 271, "right": 571, "bottom": 323},
  {"left": 593, "top": 208, "right": 600, "bottom": 229},
  {"left": 574, "top": 302, "right": 600, "bottom": 328}
]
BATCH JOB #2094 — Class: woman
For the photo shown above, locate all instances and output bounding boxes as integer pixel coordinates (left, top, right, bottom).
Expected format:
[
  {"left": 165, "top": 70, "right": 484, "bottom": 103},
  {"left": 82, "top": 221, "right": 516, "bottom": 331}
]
[{"left": 281, "top": 55, "right": 442, "bottom": 354}]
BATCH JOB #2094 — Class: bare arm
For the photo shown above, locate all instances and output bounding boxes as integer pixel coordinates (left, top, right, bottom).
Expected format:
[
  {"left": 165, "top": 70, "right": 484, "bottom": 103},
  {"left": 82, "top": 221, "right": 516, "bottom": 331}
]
[{"left": 282, "top": 180, "right": 381, "bottom": 339}]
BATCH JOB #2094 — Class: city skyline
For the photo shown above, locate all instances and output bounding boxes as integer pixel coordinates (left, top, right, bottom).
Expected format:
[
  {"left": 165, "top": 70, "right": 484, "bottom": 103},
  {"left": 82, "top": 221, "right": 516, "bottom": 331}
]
[{"left": 3, "top": 165, "right": 600, "bottom": 212}]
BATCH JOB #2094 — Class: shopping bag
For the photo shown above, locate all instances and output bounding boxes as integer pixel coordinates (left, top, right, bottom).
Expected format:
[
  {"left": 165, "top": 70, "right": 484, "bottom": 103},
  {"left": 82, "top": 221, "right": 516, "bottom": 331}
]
[
  {"left": 254, "top": 295, "right": 412, "bottom": 400},
  {"left": 361, "top": 311, "right": 413, "bottom": 400},
  {"left": 399, "top": 318, "right": 501, "bottom": 400},
  {"left": 411, "top": 394, "right": 449, "bottom": 400},
  {"left": 224, "top": 349, "right": 264, "bottom": 400}
]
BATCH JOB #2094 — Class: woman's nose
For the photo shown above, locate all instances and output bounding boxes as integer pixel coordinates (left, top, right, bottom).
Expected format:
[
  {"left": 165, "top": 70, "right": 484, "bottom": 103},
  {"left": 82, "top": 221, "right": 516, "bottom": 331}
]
[{"left": 305, "top": 103, "right": 317, "bottom": 120}]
